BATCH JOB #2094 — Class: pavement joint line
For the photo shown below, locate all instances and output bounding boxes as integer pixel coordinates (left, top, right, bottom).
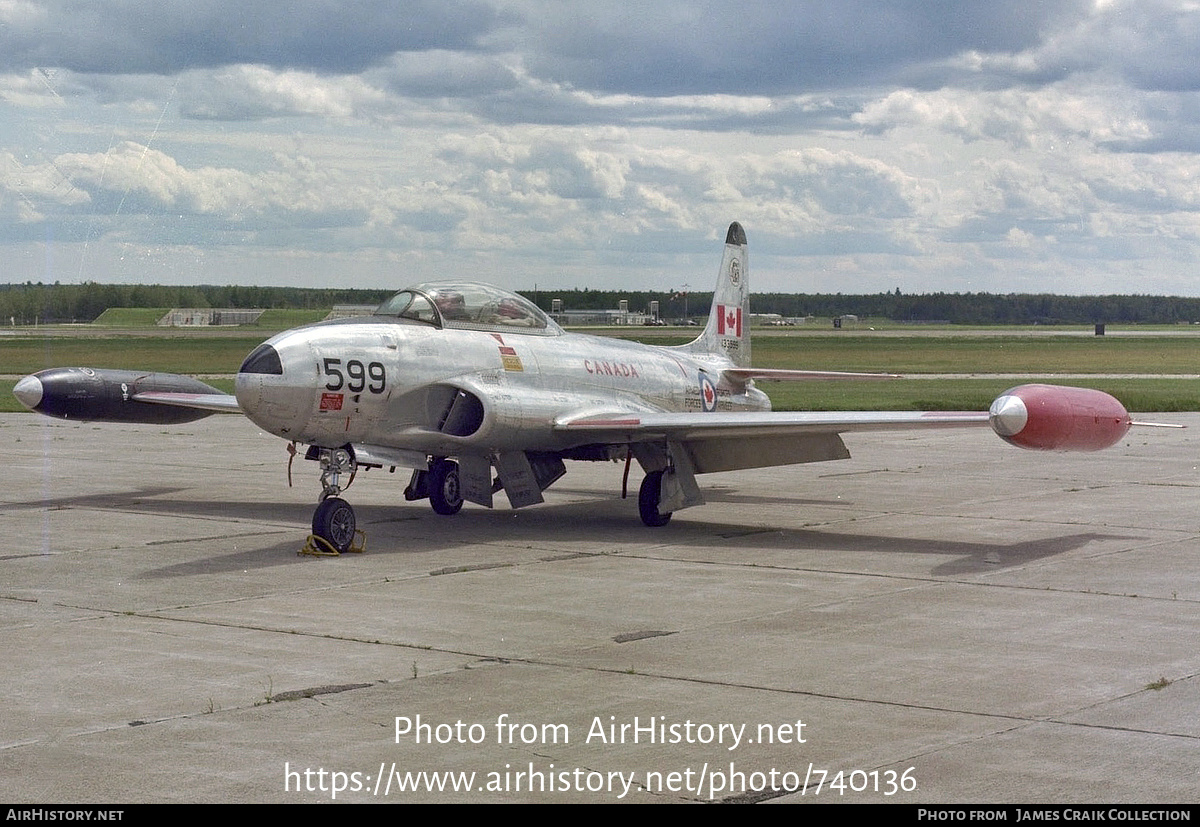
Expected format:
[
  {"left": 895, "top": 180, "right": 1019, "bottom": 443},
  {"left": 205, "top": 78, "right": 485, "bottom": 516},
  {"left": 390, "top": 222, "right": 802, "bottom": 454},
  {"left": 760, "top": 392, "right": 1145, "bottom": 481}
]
[{"left": 47, "top": 601, "right": 1200, "bottom": 735}]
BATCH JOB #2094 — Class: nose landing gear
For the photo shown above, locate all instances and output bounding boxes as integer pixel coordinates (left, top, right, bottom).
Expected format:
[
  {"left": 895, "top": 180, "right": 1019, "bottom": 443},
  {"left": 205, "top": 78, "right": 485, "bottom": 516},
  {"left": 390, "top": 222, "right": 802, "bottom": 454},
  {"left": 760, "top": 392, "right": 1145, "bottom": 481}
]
[
  {"left": 310, "top": 496, "right": 361, "bottom": 555},
  {"left": 303, "top": 446, "right": 365, "bottom": 555}
]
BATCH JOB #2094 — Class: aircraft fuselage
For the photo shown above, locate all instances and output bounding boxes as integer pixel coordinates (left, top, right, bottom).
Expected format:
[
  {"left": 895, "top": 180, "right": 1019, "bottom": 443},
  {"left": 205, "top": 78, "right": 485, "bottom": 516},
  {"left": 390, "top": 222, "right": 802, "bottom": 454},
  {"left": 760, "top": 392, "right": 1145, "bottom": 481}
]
[{"left": 234, "top": 317, "right": 771, "bottom": 459}]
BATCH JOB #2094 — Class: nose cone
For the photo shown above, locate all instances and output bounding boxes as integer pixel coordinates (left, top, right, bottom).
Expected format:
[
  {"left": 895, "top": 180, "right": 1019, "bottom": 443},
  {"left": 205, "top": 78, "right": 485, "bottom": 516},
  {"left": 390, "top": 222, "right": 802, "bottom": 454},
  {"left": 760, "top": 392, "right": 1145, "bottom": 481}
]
[
  {"left": 235, "top": 339, "right": 312, "bottom": 437},
  {"left": 13, "top": 375, "right": 43, "bottom": 411},
  {"left": 236, "top": 342, "right": 284, "bottom": 419},
  {"left": 989, "top": 393, "right": 1028, "bottom": 437}
]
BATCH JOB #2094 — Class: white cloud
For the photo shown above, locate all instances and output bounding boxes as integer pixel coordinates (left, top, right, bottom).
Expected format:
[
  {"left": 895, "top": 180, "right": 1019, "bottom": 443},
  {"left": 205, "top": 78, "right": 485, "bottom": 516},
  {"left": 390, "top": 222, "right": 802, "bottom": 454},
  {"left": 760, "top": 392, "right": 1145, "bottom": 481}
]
[
  {"left": 178, "top": 66, "right": 386, "bottom": 120},
  {"left": 1, "top": 1, "right": 1200, "bottom": 294}
]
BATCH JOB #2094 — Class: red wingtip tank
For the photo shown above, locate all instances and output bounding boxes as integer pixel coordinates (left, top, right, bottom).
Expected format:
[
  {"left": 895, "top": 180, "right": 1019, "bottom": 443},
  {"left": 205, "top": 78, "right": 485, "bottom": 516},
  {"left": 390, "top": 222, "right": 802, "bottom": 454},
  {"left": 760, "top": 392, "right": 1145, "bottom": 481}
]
[{"left": 988, "top": 384, "right": 1132, "bottom": 451}]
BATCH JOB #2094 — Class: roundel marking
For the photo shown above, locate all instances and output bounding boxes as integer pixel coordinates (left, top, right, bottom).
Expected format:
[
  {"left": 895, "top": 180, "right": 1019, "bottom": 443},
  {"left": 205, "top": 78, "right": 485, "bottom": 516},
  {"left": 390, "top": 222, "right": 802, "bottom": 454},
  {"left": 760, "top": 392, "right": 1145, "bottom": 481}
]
[{"left": 700, "top": 373, "right": 717, "bottom": 412}]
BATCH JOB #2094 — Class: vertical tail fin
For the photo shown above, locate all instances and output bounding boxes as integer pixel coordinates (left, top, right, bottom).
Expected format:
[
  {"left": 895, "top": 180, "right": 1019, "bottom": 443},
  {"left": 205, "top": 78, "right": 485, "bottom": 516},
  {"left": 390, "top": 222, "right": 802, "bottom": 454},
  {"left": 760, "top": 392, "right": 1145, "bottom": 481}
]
[{"left": 687, "top": 221, "right": 751, "bottom": 367}]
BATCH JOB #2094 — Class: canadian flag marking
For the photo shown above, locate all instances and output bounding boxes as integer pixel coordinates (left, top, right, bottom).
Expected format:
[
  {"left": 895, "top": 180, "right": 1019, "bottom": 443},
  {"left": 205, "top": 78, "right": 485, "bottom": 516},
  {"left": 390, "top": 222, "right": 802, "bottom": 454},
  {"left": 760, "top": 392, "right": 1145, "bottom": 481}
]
[{"left": 716, "top": 305, "right": 742, "bottom": 337}]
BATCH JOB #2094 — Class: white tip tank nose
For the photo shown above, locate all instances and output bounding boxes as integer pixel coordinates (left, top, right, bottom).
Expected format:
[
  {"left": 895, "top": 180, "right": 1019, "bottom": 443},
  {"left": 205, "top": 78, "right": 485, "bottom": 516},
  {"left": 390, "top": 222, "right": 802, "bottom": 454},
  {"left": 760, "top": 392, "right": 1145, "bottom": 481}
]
[
  {"left": 13, "top": 375, "right": 43, "bottom": 410},
  {"left": 988, "top": 394, "right": 1028, "bottom": 437}
]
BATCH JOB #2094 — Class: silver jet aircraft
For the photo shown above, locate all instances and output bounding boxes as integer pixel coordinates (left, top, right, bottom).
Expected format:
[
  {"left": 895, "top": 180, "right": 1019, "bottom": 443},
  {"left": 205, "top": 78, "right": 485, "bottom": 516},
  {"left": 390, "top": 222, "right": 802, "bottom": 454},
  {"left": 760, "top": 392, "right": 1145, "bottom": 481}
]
[{"left": 14, "top": 223, "right": 1139, "bottom": 553}]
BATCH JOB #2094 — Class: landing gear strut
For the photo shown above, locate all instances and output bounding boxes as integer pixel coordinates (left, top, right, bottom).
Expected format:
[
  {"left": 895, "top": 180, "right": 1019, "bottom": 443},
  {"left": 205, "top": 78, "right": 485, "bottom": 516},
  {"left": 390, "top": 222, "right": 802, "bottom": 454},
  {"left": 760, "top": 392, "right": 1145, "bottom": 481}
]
[{"left": 308, "top": 446, "right": 362, "bottom": 554}]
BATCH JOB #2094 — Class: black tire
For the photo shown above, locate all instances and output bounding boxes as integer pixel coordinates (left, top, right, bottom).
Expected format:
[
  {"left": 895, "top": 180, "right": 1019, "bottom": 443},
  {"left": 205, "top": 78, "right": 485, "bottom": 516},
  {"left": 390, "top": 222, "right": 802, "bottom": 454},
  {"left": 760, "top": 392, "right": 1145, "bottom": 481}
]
[
  {"left": 638, "top": 469, "right": 672, "bottom": 527},
  {"left": 429, "top": 459, "right": 464, "bottom": 515},
  {"left": 312, "top": 497, "right": 356, "bottom": 553}
]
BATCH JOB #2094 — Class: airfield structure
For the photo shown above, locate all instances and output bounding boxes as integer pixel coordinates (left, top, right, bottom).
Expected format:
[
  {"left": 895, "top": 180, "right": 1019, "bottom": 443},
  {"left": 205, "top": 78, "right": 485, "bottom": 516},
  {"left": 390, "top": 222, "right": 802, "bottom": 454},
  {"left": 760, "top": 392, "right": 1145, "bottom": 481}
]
[{"left": 157, "top": 308, "right": 265, "bottom": 326}]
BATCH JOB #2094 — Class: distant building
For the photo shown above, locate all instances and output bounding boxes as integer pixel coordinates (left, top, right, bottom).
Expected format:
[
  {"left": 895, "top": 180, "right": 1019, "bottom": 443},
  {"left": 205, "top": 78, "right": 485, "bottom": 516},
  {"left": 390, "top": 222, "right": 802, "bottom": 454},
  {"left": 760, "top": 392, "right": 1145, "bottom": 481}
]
[
  {"left": 157, "top": 308, "right": 264, "bottom": 326},
  {"left": 551, "top": 308, "right": 651, "bottom": 325},
  {"left": 550, "top": 298, "right": 650, "bottom": 326}
]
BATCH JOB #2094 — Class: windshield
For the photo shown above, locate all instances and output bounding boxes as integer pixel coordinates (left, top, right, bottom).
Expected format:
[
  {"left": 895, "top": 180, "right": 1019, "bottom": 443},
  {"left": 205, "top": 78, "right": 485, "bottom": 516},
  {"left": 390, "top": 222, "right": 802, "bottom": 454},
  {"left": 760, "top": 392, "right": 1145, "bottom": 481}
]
[
  {"left": 374, "top": 290, "right": 438, "bottom": 324},
  {"left": 375, "top": 282, "right": 559, "bottom": 334}
]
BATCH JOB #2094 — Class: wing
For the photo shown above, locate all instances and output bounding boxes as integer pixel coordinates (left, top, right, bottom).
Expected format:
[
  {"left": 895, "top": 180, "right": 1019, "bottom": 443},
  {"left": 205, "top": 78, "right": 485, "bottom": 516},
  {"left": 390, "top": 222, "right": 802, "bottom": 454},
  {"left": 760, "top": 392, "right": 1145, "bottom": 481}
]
[
  {"left": 128, "top": 390, "right": 242, "bottom": 413},
  {"left": 555, "top": 409, "right": 989, "bottom": 473},
  {"left": 555, "top": 381, "right": 1142, "bottom": 471}
]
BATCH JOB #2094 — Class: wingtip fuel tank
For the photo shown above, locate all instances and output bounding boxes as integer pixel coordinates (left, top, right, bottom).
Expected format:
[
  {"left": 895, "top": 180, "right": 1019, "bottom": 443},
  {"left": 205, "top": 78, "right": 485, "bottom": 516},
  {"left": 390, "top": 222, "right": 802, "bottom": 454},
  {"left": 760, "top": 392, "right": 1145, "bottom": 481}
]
[
  {"left": 989, "top": 384, "right": 1132, "bottom": 451},
  {"left": 13, "top": 367, "right": 223, "bottom": 424}
]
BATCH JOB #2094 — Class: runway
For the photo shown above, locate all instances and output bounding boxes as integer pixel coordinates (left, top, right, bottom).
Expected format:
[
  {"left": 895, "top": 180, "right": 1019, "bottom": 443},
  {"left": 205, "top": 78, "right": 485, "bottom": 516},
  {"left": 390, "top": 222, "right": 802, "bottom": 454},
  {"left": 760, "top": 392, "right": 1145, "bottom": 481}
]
[{"left": 3, "top": 412, "right": 1199, "bottom": 803}]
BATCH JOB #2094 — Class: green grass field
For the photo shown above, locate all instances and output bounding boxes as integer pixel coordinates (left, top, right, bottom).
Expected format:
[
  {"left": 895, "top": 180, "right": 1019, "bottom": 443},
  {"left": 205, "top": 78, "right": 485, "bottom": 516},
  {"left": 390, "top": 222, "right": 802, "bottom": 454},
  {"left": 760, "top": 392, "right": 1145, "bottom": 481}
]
[
  {"left": 254, "top": 309, "right": 330, "bottom": 328},
  {"left": 1, "top": 336, "right": 264, "bottom": 374},
  {"left": 760, "top": 377, "right": 1199, "bottom": 413},
  {"left": 749, "top": 335, "right": 1200, "bottom": 374},
  {"left": 606, "top": 331, "right": 1200, "bottom": 373},
  {"left": 3, "top": 327, "right": 1197, "bottom": 413}
]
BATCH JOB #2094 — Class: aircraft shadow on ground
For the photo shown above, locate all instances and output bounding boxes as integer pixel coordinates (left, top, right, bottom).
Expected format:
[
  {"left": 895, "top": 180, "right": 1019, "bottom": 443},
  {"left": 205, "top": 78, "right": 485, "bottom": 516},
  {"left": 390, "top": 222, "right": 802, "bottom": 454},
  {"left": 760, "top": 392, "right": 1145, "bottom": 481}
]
[
  {"left": 17, "top": 485, "right": 1143, "bottom": 580},
  {"left": 7, "top": 486, "right": 295, "bottom": 522}
]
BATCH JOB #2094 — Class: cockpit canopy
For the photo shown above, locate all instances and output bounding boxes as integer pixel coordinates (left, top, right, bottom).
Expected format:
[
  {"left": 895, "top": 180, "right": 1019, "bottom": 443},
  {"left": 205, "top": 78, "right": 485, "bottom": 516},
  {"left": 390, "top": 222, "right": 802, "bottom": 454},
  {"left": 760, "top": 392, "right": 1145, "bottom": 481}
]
[{"left": 375, "top": 282, "right": 560, "bottom": 335}]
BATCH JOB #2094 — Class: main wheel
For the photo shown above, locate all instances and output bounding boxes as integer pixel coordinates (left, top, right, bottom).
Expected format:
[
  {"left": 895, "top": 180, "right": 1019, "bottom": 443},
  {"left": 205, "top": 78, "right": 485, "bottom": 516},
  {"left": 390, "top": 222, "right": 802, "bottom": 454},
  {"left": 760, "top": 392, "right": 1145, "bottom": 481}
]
[
  {"left": 638, "top": 469, "right": 672, "bottom": 527},
  {"left": 428, "top": 459, "right": 464, "bottom": 515},
  {"left": 312, "top": 496, "right": 356, "bottom": 553}
]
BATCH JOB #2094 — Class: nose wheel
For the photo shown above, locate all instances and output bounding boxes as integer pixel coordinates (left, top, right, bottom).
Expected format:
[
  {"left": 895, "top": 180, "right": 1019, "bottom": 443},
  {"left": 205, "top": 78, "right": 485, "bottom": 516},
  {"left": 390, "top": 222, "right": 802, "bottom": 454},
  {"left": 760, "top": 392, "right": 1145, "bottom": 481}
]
[
  {"left": 304, "top": 446, "right": 364, "bottom": 555},
  {"left": 311, "top": 496, "right": 358, "bottom": 554}
]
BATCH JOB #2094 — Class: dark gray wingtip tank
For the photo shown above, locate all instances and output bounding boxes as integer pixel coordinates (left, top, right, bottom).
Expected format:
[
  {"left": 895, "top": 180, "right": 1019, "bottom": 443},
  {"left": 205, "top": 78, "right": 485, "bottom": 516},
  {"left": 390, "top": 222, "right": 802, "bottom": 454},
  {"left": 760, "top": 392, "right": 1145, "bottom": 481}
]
[{"left": 13, "top": 367, "right": 221, "bottom": 424}]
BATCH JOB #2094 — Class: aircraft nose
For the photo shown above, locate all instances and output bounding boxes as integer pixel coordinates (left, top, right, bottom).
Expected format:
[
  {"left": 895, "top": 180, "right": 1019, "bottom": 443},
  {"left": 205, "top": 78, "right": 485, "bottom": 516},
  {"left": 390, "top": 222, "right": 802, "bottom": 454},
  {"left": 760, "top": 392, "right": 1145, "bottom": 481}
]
[{"left": 13, "top": 375, "right": 43, "bottom": 411}]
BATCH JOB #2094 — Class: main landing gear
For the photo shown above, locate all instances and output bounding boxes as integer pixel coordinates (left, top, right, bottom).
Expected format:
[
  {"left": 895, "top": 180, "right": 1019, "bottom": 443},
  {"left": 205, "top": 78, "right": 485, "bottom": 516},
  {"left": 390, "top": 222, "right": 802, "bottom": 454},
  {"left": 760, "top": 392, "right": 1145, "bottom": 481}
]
[
  {"left": 427, "top": 458, "right": 464, "bottom": 515},
  {"left": 404, "top": 457, "right": 465, "bottom": 515},
  {"left": 629, "top": 443, "right": 700, "bottom": 528},
  {"left": 638, "top": 469, "right": 673, "bottom": 527}
]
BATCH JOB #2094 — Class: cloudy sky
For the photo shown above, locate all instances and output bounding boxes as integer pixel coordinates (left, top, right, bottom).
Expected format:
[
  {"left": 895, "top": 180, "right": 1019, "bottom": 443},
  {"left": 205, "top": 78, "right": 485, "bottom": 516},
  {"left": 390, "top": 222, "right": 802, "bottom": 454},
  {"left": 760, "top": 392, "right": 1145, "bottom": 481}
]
[{"left": 2, "top": 1, "right": 1199, "bottom": 295}]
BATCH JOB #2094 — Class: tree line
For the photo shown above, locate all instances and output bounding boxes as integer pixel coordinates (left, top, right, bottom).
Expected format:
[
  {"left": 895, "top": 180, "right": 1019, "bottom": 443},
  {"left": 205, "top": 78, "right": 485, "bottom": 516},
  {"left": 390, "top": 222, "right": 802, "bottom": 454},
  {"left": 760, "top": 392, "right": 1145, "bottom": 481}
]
[
  {"left": 4, "top": 282, "right": 1200, "bottom": 326},
  {"left": 531, "top": 288, "right": 1200, "bottom": 325},
  {"left": 0, "top": 283, "right": 394, "bottom": 324},
  {"left": 748, "top": 291, "right": 1200, "bottom": 325}
]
